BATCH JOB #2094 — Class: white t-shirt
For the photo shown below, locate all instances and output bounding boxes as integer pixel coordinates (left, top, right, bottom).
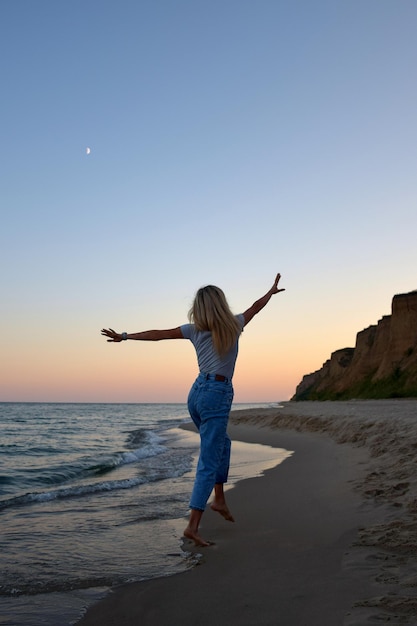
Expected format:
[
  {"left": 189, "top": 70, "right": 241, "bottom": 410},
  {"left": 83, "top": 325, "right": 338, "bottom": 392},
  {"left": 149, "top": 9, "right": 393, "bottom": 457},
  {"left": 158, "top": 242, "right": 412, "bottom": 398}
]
[{"left": 180, "top": 314, "right": 245, "bottom": 380}]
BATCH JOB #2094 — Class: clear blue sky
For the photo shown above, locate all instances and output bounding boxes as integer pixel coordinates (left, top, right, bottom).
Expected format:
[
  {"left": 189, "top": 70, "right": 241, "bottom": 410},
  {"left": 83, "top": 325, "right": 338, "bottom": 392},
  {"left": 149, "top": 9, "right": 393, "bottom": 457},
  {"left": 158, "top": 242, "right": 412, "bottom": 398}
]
[{"left": 1, "top": 0, "right": 416, "bottom": 402}]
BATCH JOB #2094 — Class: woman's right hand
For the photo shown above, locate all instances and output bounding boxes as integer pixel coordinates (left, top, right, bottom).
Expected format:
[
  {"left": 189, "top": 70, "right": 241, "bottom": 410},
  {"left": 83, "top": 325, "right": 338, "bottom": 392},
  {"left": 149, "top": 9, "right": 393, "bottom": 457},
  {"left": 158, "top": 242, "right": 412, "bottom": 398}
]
[{"left": 271, "top": 273, "right": 285, "bottom": 294}]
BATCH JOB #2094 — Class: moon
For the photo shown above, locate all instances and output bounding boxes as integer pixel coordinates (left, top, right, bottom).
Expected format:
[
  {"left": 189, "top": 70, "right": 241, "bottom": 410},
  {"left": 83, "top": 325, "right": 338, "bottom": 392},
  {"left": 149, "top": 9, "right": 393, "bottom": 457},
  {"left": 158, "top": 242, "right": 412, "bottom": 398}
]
[{"left": 86, "top": 147, "right": 91, "bottom": 155}]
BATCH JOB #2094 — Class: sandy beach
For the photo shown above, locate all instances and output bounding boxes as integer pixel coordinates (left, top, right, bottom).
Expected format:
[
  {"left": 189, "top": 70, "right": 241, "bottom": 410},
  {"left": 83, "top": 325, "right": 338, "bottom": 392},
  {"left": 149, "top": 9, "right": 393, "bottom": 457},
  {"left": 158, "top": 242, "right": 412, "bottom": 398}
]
[{"left": 77, "top": 401, "right": 417, "bottom": 625}]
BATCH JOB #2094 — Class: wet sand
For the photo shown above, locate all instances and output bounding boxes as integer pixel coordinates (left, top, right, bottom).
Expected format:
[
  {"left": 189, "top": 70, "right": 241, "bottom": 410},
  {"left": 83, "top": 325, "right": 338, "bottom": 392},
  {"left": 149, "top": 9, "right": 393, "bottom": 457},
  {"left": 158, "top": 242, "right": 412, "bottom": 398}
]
[{"left": 77, "top": 401, "right": 417, "bottom": 625}]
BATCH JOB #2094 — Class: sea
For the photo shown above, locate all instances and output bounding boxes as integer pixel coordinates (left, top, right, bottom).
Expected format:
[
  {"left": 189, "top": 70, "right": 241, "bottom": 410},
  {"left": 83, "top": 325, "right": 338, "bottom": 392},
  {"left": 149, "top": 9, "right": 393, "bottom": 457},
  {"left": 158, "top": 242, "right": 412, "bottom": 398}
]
[{"left": 0, "top": 402, "right": 288, "bottom": 626}]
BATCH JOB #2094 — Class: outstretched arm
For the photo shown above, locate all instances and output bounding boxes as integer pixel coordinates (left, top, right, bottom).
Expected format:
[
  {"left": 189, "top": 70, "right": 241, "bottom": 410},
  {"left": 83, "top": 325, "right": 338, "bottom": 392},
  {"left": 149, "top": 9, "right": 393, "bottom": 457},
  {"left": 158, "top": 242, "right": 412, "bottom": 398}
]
[
  {"left": 101, "top": 327, "right": 183, "bottom": 342},
  {"left": 243, "top": 273, "right": 285, "bottom": 326}
]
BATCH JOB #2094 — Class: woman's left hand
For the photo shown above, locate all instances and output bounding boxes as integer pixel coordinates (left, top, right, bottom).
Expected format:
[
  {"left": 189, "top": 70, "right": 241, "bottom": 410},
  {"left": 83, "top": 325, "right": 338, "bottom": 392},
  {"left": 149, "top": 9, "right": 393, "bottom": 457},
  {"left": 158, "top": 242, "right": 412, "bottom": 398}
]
[{"left": 101, "top": 328, "right": 122, "bottom": 342}]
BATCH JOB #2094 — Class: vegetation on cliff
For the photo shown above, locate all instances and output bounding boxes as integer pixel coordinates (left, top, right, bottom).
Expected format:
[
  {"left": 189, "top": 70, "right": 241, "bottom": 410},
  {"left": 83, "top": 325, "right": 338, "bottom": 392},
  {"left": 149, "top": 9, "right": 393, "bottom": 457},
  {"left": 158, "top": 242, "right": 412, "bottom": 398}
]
[{"left": 292, "top": 291, "right": 417, "bottom": 401}]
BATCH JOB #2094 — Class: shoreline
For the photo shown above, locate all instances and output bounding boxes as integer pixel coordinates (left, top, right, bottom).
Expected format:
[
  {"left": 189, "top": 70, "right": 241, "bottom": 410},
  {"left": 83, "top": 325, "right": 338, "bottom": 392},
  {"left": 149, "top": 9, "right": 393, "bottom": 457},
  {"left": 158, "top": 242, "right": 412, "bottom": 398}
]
[{"left": 77, "top": 401, "right": 417, "bottom": 625}]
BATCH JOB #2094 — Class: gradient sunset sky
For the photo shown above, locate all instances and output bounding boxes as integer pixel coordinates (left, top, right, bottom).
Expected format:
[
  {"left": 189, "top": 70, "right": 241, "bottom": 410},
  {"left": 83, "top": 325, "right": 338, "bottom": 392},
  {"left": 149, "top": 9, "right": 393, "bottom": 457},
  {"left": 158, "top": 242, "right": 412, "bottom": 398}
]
[{"left": 1, "top": 1, "right": 416, "bottom": 403}]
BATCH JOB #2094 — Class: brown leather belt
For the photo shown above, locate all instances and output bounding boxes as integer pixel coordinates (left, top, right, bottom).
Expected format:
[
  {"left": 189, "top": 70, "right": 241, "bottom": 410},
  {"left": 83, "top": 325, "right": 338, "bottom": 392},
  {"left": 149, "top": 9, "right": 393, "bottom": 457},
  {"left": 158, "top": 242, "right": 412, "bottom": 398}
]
[{"left": 205, "top": 373, "right": 228, "bottom": 382}]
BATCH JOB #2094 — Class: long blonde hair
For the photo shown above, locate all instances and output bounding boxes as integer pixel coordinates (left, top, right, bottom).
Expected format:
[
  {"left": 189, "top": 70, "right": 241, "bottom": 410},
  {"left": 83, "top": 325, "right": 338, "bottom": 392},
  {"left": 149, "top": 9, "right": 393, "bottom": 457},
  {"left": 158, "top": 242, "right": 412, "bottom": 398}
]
[{"left": 188, "top": 285, "right": 242, "bottom": 356}]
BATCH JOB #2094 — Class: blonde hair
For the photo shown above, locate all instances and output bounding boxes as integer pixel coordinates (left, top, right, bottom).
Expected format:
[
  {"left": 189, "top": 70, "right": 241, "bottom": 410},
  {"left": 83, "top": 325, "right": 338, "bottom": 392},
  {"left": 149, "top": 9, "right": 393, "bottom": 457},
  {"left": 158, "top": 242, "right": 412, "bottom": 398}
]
[{"left": 188, "top": 285, "right": 242, "bottom": 356}]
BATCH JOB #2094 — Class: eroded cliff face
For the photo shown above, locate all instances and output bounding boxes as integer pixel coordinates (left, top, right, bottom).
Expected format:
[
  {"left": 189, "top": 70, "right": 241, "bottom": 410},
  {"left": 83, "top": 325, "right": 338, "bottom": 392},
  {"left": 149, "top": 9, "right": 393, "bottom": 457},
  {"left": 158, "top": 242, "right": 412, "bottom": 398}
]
[{"left": 292, "top": 291, "right": 417, "bottom": 400}]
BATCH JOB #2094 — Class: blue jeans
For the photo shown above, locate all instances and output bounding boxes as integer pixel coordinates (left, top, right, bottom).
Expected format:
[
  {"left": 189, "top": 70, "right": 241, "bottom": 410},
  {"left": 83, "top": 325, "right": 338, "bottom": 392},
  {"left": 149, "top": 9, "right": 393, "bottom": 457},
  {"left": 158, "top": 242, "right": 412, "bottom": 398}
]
[{"left": 187, "top": 373, "right": 234, "bottom": 511}]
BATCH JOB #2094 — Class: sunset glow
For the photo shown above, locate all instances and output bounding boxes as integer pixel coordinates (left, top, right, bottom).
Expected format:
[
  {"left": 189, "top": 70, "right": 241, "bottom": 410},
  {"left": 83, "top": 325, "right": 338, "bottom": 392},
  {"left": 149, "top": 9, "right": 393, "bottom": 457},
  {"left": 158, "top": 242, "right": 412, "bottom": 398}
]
[{"left": 1, "top": 1, "right": 417, "bottom": 403}]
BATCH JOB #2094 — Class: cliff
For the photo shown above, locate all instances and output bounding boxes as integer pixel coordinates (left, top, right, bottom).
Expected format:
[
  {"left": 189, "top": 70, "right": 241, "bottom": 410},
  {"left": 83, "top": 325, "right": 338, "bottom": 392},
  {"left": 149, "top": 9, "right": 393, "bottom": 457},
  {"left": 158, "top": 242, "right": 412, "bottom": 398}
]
[{"left": 292, "top": 291, "right": 417, "bottom": 400}]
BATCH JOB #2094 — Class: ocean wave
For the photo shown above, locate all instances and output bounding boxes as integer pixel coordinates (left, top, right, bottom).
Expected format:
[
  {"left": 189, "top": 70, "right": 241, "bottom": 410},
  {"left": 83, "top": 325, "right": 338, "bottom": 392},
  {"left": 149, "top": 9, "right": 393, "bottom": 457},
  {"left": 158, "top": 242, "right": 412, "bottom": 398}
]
[
  {"left": 0, "top": 448, "right": 193, "bottom": 511},
  {"left": 90, "top": 433, "right": 166, "bottom": 475},
  {"left": 0, "top": 475, "right": 149, "bottom": 511},
  {"left": 0, "top": 429, "right": 169, "bottom": 511}
]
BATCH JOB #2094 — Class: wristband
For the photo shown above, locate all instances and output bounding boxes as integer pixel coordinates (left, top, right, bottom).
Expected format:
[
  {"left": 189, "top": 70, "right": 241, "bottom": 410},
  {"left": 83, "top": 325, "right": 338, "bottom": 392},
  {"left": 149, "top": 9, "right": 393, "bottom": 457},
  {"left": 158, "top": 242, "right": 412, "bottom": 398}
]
[{"left": 122, "top": 332, "right": 128, "bottom": 340}]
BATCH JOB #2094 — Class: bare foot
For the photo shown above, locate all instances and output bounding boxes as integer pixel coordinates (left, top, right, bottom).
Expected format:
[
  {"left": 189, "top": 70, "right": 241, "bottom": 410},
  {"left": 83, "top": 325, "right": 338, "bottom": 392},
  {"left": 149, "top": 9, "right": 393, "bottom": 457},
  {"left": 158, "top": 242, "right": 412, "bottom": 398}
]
[
  {"left": 210, "top": 502, "right": 235, "bottom": 522},
  {"left": 183, "top": 527, "right": 212, "bottom": 547}
]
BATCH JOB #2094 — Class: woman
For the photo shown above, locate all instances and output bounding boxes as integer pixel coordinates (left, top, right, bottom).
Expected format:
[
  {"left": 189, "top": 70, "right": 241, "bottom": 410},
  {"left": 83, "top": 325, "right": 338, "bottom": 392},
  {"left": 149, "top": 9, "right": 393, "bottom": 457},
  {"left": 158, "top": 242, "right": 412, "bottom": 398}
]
[{"left": 101, "top": 273, "right": 285, "bottom": 546}]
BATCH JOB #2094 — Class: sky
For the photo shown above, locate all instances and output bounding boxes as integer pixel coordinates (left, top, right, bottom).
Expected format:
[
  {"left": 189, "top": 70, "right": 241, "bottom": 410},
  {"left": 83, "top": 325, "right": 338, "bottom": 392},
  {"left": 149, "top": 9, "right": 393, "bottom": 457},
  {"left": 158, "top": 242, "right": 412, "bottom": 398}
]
[{"left": 1, "top": 0, "right": 416, "bottom": 403}]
